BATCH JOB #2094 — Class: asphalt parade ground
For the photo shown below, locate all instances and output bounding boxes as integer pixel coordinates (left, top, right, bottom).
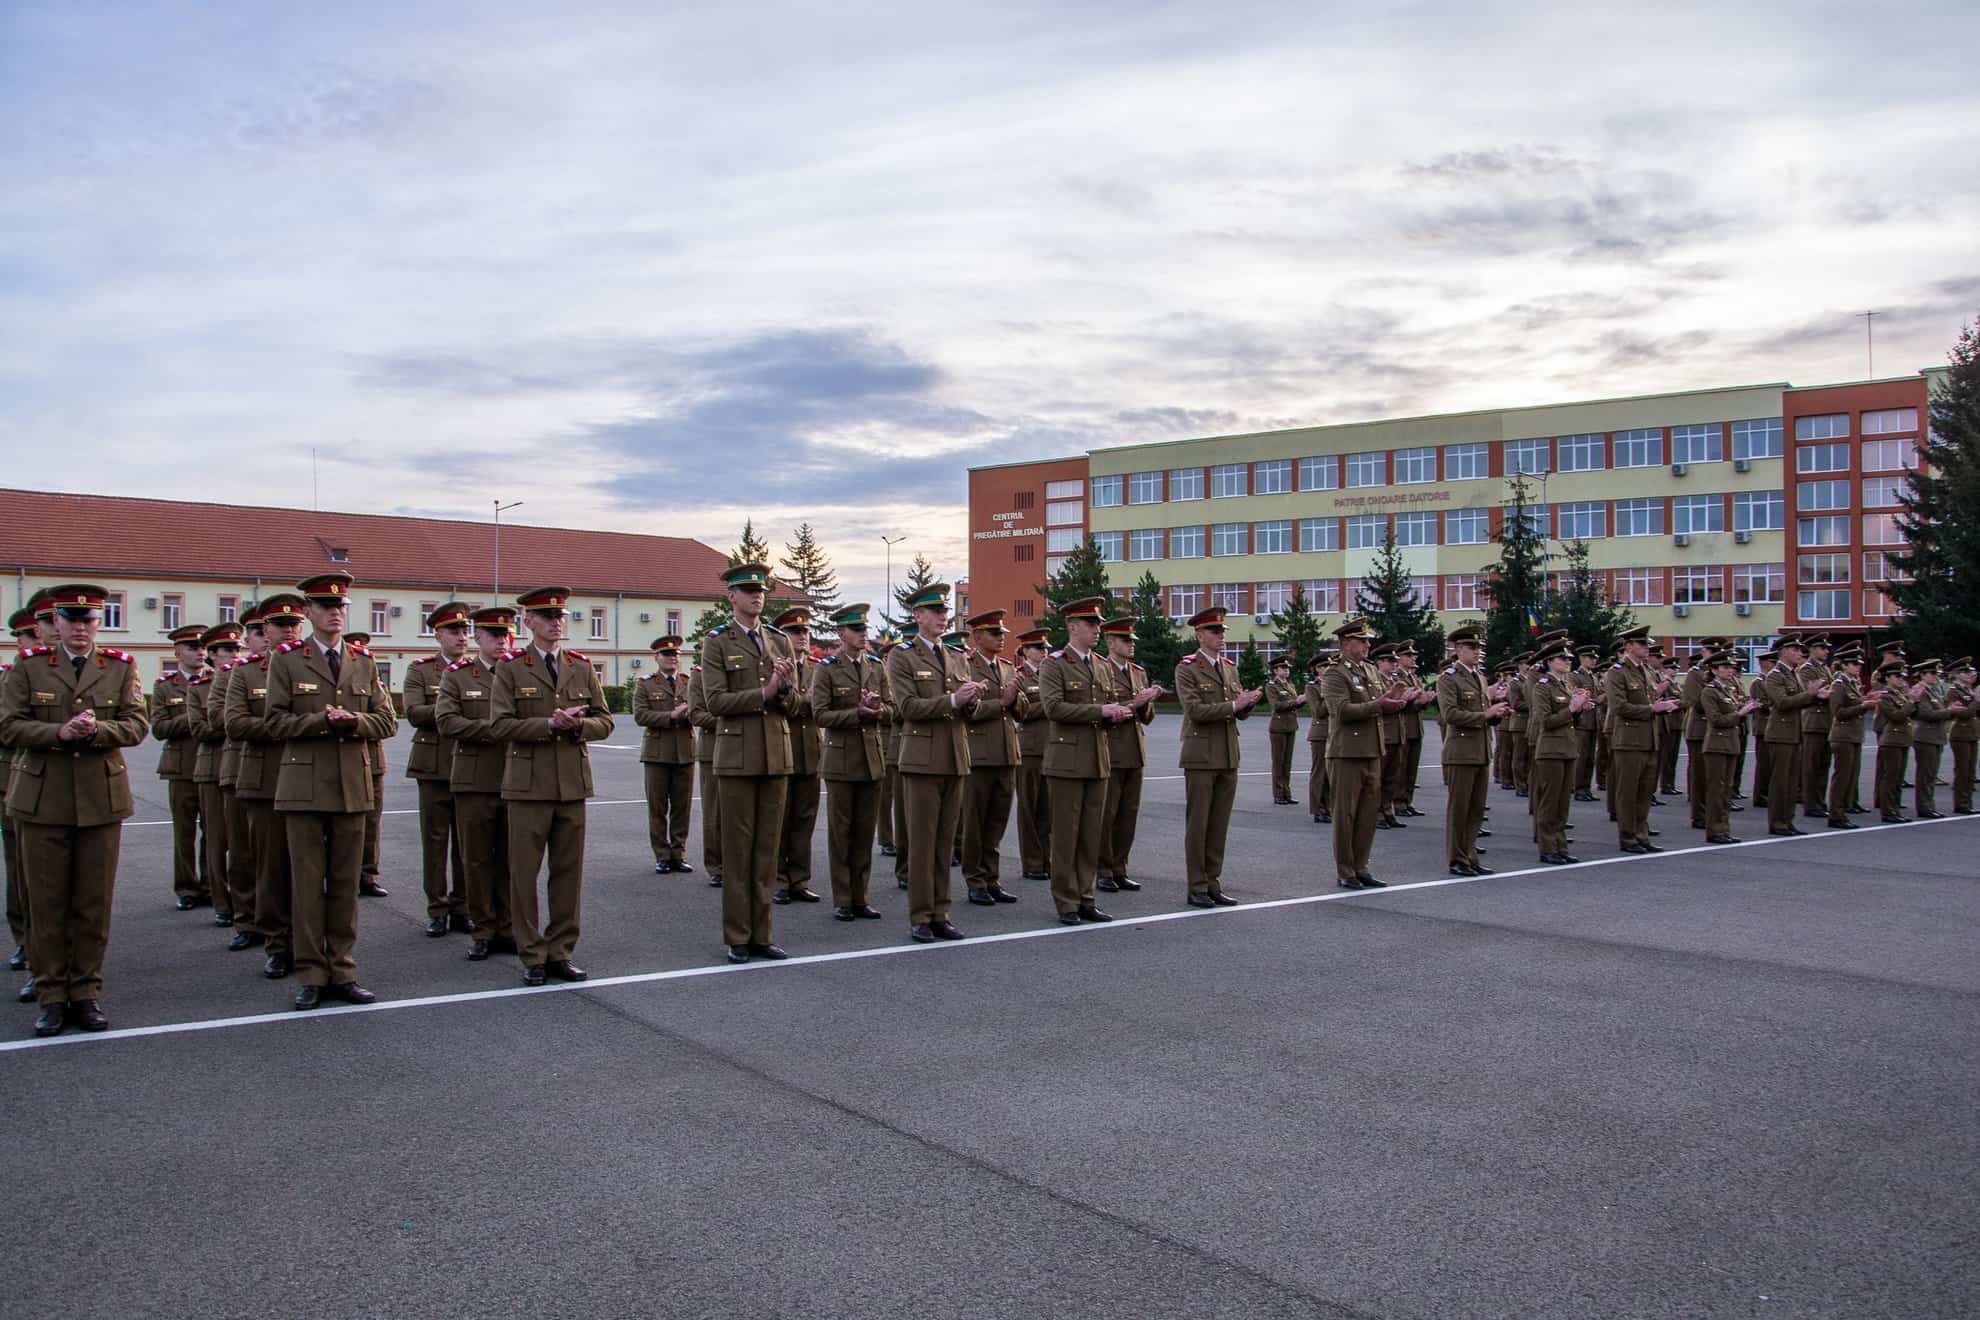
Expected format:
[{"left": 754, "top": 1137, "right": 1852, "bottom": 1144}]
[{"left": 7, "top": 723, "right": 1977, "bottom": 1319}]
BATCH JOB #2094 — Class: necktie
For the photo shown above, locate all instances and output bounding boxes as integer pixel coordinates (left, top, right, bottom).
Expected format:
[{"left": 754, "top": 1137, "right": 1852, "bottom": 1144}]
[
  {"left": 72, "top": 654, "right": 85, "bottom": 676},
  {"left": 326, "top": 647, "right": 341, "bottom": 681},
  {"left": 748, "top": 629, "right": 763, "bottom": 655},
  {"left": 545, "top": 651, "right": 559, "bottom": 683}
]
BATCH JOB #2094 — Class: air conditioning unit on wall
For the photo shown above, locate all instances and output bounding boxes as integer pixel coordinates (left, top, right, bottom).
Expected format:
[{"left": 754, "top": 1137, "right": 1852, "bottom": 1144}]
[
  {"left": 1672, "top": 463, "right": 1689, "bottom": 477},
  {"left": 1734, "top": 457, "right": 1752, "bottom": 473},
  {"left": 1253, "top": 614, "right": 1272, "bottom": 626},
  {"left": 1735, "top": 602, "right": 1753, "bottom": 617},
  {"left": 1673, "top": 533, "right": 1691, "bottom": 548},
  {"left": 1734, "top": 530, "right": 1753, "bottom": 544},
  {"left": 639, "top": 612, "right": 652, "bottom": 623},
  {"left": 1673, "top": 603, "right": 1691, "bottom": 618}
]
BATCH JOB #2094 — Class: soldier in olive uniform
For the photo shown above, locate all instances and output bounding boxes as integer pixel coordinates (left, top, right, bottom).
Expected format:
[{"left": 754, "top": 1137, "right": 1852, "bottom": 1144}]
[
  {"left": 687, "top": 661, "right": 722, "bottom": 886},
  {"left": 1264, "top": 656, "right": 1302, "bottom": 805},
  {"left": 1373, "top": 645, "right": 1408, "bottom": 830},
  {"left": 405, "top": 602, "right": 472, "bottom": 935},
  {"left": 1679, "top": 644, "right": 1713, "bottom": 829},
  {"left": 1796, "top": 635, "right": 1836, "bottom": 819},
  {"left": 1097, "top": 616, "right": 1160, "bottom": 892},
  {"left": 1871, "top": 660, "right": 1916, "bottom": 821},
  {"left": 885, "top": 582, "right": 983, "bottom": 942},
  {"left": 343, "top": 630, "right": 390, "bottom": 899},
  {"left": 1532, "top": 641, "right": 1594, "bottom": 864},
  {"left": 1437, "top": 624, "right": 1506, "bottom": 876},
  {"left": 1012, "top": 629, "right": 1053, "bottom": 881},
  {"left": 1698, "top": 651, "right": 1761, "bottom": 844},
  {"left": 633, "top": 634, "right": 696, "bottom": 875},
  {"left": 811, "top": 603, "right": 889, "bottom": 920},
  {"left": 267, "top": 573, "right": 398, "bottom": 1009},
  {"left": 1322, "top": 617, "right": 1404, "bottom": 887},
  {"left": 774, "top": 607, "right": 824, "bottom": 905},
  {"left": 1039, "top": 598, "right": 1130, "bottom": 922},
  {"left": 960, "top": 609, "right": 1024, "bottom": 907},
  {"left": 1946, "top": 657, "right": 1977, "bottom": 813},
  {"left": 1572, "top": 646, "right": 1604, "bottom": 802},
  {"left": 702, "top": 563, "right": 804, "bottom": 962},
  {"left": 153, "top": 621, "right": 209, "bottom": 909},
  {"left": 224, "top": 594, "right": 306, "bottom": 976},
  {"left": 881, "top": 632, "right": 912, "bottom": 887},
  {"left": 0, "top": 585, "right": 148, "bottom": 1036},
  {"left": 1910, "top": 659, "right": 1961, "bottom": 818},
  {"left": 4, "top": 607, "right": 41, "bottom": 976},
  {"left": 1603, "top": 624, "right": 1679, "bottom": 853},
  {"left": 1761, "top": 636, "right": 1827, "bottom": 836},
  {"left": 1750, "top": 650, "right": 1777, "bottom": 806},
  {"left": 189, "top": 623, "right": 241, "bottom": 923},
  {"left": 435, "top": 606, "right": 519, "bottom": 960},
  {"left": 1175, "top": 606, "right": 1261, "bottom": 906},
  {"left": 491, "top": 587, "right": 614, "bottom": 985},
  {"left": 211, "top": 611, "right": 261, "bottom": 947},
  {"left": 1824, "top": 646, "right": 1873, "bottom": 829},
  {"left": 7, "top": 594, "right": 61, "bottom": 1002},
  {"left": 1396, "top": 645, "right": 1433, "bottom": 817},
  {"left": 1504, "top": 651, "right": 1532, "bottom": 794},
  {"left": 1305, "top": 652, "right": 1332, "bottom": 823}
]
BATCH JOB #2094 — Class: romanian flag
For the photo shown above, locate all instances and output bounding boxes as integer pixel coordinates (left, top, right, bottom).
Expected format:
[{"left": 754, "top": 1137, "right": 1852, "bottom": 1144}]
[{"left": 1526, "top": 608, "right": 1541, "bottom": 636}]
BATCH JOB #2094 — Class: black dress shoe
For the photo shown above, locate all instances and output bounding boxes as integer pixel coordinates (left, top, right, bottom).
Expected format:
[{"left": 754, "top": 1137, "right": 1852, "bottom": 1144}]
[
  {"left": 1112, "top": 875, "right": 1142, "bottom": 892},
  {"left": 1335, "top": 877, "right": 1365, "bottom": 890},
  {"left": 175, "top": 896, "right": 196, "bottom": 911},
  {"left": 1827, "top": 818, "right": 1857, "bottom": 829},
  {"left": 772, "top": 889, "right": 791, "bottom": 905},
  {"left": 1882, "top": 814, "right": 1907, "bottom": 824},
  {"left": 909, "top": 924, "right": 936, "bottom": 943},
  {"left": 897, "top": 878, "right": 909, "bottom": 890},
  {"left": 787, "top": 886, "right": 822, "bottom": 903},
  {"left": 545, "top": 959, "right": 588, "bottom": 982},
  {"left": 1449, "top": 863, "right": 1478, "bottom": 877},
  {"left": 466, "top": 939, "right": 492, "bottom": 960},
  {"left": 34, "top": 1004, "right": 65, "bottom": 1037},
  {"left": 672, "top": 861, "right": 694, "bottom": 874},
  {"left": 213, "top": 912, "right": 234, "bottom": 927},
  {"left": 262, "top": 952, "right": 292, "bottom": 979},
  {"left": 987, "top": 883, "right": 1018, "bottom": 903},
  {"left": 1186, "top": 893, "right": 1217, "bottom": 907},
  {"left": 7, "top": 945, "right": 23, "bottom": 971},
  {"left": 1209, "top": 889, "right": 1239, "bottom": 906},
  {"left": 1477, "top": 829, "right": 1492, "bottom": 838},
  {"left": 880, "top": 845, "right": 896, "bottom": 857},
  {"left": 1919, "top": 810, "right": 1946, "bottom": 820},
  {"left": 1355, "top": 873, "right": 1386, "bottom": 888},
  {"left": 1638, "top": 842, "right": 1665, "bottom": 853},
  {"left": 1539, "top": 853, "right": 1567, "bottom": 865},
  {"left": 967, "top": 888, "right": 996, "bottom": 906},
  {"left": 747, "top": 944, "right": 788, "bottom": 961},
  {"left": 358, "top": 880, "right": 389, "bottom": 897},
  {"left": 726, "top": 945, "right": 750, "bottom": 964},
  {"left": 1058, "top": 912, "right": 1083, "bottom": 925},
  {"left": 293, "top": 985, "right": 322, "bottom": 1011},
  {"left": 522, "top": 964, "right": 548, "bottom": 987},
  {"left": 1707, "top": 834, "right": 1737, "bottom": 845},
  {"left": 1768, "top": 827, "right": 1796, "bottom": 837},
  {"left": 1803, "top": 808, "right": 1825, "bottom": 820},
  {"left": 18, "top": 975, "right": 37, "bottom": 1002},
  {"left": 227, "top": 930, "right": 264, "bottom": 951},
  {"left": 654, "top": 860, "right": 671, "bottom": 874},
  {"left": 1470, "top": 863, "right": 1495, "bottom": 874},
  {"left": 1077, "top": 905, "right": 1113, "bottom": 923},
  {"left": 1621, "top": 843, "right": 1650, "bottom": 855},
  {"left": 853, "top": 904, "right": 882, "bottom": 919},
  {"left": 425, "top": 916, "right": 450, "bottom": 938},
  {"left": 325, "top": 982, "right": 376, "bottom": 1004},
  {"left": 1375, "top": 818, "right": 1394, "bottom": 830},
  {"left": 709, "top": 873, "right": 723, "bottom": 887},
  {"left": 1729, "top": 803, "right": 1745, "bottom": 811},
  {"left": 833, "top": 905, "right": 857, "bottom": 922},
  {"left": 1095, "top": 876, "right": 1120, "bottom": 892},
  {"left": 1021, "top": 870, "right": 1049, "bottom": 881},
  {"left": 929, "top": 920, "right": 965, "bottom": 941},
  {"left": 1650, "top": 797, "right": 1666, "bottom": 806},
  {"left": 449, "top": 912, "right": 472, "bottom": 932}
]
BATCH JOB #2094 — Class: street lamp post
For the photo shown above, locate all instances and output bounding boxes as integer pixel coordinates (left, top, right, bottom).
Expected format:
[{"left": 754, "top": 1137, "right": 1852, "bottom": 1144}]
[
  {"left": 493, "top": 500, "right": 524, "bottom": 600},
  {"left": 881, "top": 534, "right": 908, "bottom": 626}
]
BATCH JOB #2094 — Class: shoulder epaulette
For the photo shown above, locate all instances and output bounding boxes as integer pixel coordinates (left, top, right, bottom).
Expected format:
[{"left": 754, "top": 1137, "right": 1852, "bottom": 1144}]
[
  {"left": 20, "top": 645, "right": 50, "bottom": 658},
  {"left": 347, "top": 643, "right": 371, "bottom": 657},
  {"left": 707, "top": 624, "right": 729, "bottom": 637},
  {"left": 1444, "top": 666, "right": 1456, "bottom": 675},
  {"left": 277, "top": 640, "right": 303, "bottom": 654},
  {"left": 446, "top": 657, "right": 471, "bottom": 671},
  {"left": 1179, "top": 653, "right": 1195, "bottom": 665},
  {"left": 565, "top": 648, "right": 588, "bottom": 662},
  {"left": 501, "top": 650, "right": 522, "bottom": 663},
  {"left": 190, "top": 674, "right": 211, "bottom": 686},
  {"left": 691, "top": 663, "right": 702, "bottom": 672},
  {"left": 416, "top": 655, "right": 438, "bottom": 666},
  {"left": 820, "top": 654, "right": 836, "bottom": 664},
  {"left": 100, "top": 648, "right": 134, "bottom": 663},
  {"left": 1050, "top": 649, "right": 1065, "bottom": 659}
]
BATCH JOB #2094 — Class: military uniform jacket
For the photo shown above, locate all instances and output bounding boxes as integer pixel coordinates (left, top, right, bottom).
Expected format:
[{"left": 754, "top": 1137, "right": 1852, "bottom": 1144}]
[
  {"left": 1700, "top": 679, "right": 1746, "bottom": 755},
  {"left": 189, "top": 673, "right": 222, "bottom": 784},
  {"left": 1038, "top": 647, "right": 1111, "bottom": 780},
  {"left": 702, "top": 624, "right": 803, "bottom": 777},
  {"left": 152, "top": 671, "right": 197, "bottom": 779},
  {"left": 1573, "top": 668, "right": 1601, "bottom": 732},
  {"left": 1873, "top": 685, "right": 1915, "bottom": 746},
  {"left": 1752, "top": 671, "right": 1775, "bottom": 736},
  {"left": 810, "top": 651, "right": 887, "bottom": 782},
  {"left": 687, "top": 666, "right": 717, "bottom": 765},
  {"left": 214, "top": 662, "right": 247, "bottom": 787},
  {"left": 884, "top": 636, "right": 976, "bottom": 777},
  {"left": 1654, "top": 666, "right": 1684, "bottom": 738},
  {"left": 223, "top": 651, "right": 282, "bottom": 799},
  {"left": 1506, "top": 672, "right": 1528, "bottom": 734},
  {"left": 490, "top": 646, "right": 613, "bottom": 801},
  {"left": 1950, "top": 681, "right": 1978, "bottom": 742},
  {"left": 1401, "top": 672, "right": 1426, "bottom": 739},
  {"left": 1100, "top": 658, "right": 1153, "bottom": 770},
  {"left": 1015, "top": 662, "right": 1047, "bottom": 759},
  {"left": 961, "top": 650, "right": 1024, "bottom": 769},
  {"left": 1321, "top": 658, "right": 1385, "bottom": 760},
  {"left": 1379, "top": 671, "right": 1409, "bottom": 748},
  {"left": 1436, "top": 663, "right": 1493, "bottom": 766},
  {"left": 0, "top": 645, "right": 148, "bottom": 826},
  {"left": 1827, "top": 678, "right": 1868, "bottom": 745},
  {"left": 1912, "top": 681, "right": 1952, "bottom": 746},
  {"left": 784, "top": 653, "right": 822, "bottom": 776},
  {"left": 632, "top": 669, "right": 695, "bottom": 764},
  {"left": 1761, "top": 664, "right": 1818, "bottom": 745},
  {"left": 1176, "top": 649, "right": 1250, "bottom": 770},
  {"left": 1305, "top": 678, "right": 1329, "bottom": 745},
  {"left": 1265, "top": 679, "right": 1303, "bottom": 734},
  {"left": 434, "top": 657, "right": 508, "bottom": 794},
  {"left": 1681, "top": 666, "right": 1708, "bottom": 741},
  {"left": 1533, "top": 674, "right": 1578, "bottom": 759},
  {"left": 1602, "top": 660, "right": 1660, "bottom": 752},
  {"left": 404, "top": 653, "right": 456, "bottom": 781},
  {"left": 1797, "top": 661, "right": 1834, "bottom": 734},
  {"left": 266, "top": 640, "right": 399, "bottom": 813}
]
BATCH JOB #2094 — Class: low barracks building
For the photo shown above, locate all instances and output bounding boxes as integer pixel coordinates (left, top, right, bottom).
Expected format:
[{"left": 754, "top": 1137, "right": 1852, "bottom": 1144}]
[
  {"left": 967, "top": 372, "right": 1940, "bottom": 670},
  {"left": 0, "top": 489, "right": 733, "bottom": 688}
]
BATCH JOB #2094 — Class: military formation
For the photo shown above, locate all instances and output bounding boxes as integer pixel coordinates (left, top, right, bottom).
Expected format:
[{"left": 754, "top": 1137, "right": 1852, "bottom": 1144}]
[{"left": 3, "top": 568, "right": 1975, "bottom": 1038}]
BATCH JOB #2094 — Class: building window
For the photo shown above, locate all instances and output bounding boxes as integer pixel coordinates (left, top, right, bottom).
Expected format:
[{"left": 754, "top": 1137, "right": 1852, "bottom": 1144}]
[
  {"left": 1394, "top": 447, "right": 1436, "bottom": 484},
  {"left": 1298, "top": 517, "right": 1339, "bottom": 552},
  {"left": 1797, "top": 480, "right": 1849, "bottom": 512},
  {"left": 1861, "top": 438, "right": 1917, "bottom": 472},
  {"left": 1861, "top": 407, "right": 1918, "bottom": 435},
  {"left": 1013, "top": 543, "right": 1035, "bottom": 563},
  {"left": 1301, "top": 579, "right": 1341, "bottom": 612},
  {"left": 1046, "top": 480, "right": 1084, "bottom": 502},
  {"left": 1506, "top": 437, "right": 1550, "bottom": 475},
  {"left": 665, "top": 609, "right": 683, "bottom": 635},
  {"left": 1407, "top": 576, "right": 1439, "bottom": 610},
  {"left": 1254, "top": 581, "right": 1293, "bottom": 613},
  {"left": 1733, "top": 491, "right": 1785, "bottom": 533},
  {"left": 1299, "top": 455, "right": 1339, "bottom": 491},
  {"left": 1128, "top": 471, "right": 1163, "bottom": 504},
  {"left": 1511, "top": 503, "right": 1550, "bottom": 539},
  {"left": 1614, "top": 569, "right": 1664, "bottom": 606},
  {"left": 587, "top": 607, "right": 606, "bottom": 640},
  {"left": 1045, "top": 556, "right": 1068, "bottom": 577},
  {"left": 1443, "top": 443, "right": 1489, "bottom": 481},
  {"left": 1346, "top": 452, "right": 1385, "bottom": 487},
  {"left": 1346, "top": 514, "right": 1386, "bottom": 549},
  {"left": 1861, "top": 513, "right": 1903, "bottom": 546},
  {"left": 1795, "top": 414, "right": 1850, "bottom": 441},
  {"left": 1092, "top": 531, "right": 1124, "bottom": 562},
  {"left": 1796, "top": 444, "right": 1848, "bottom": 474},
  {"left": 102, "top": 592, "right": 125, "bottom": 630},
  {"left": 1859, "top": 476, "right": 1908, "bottom": 509},
  {"left": 1615, "top": 498, "right": 1664, "bottom": 537},
  {"left": 1673, "top": 566, "right": 1726, "bottom": 605},
  {"left": 1211, "top": 523, "right": 1248, "bottom": 556},
  {"left": 416, "top": 601, "right": 438, "bottom": 635},
  {"left": 1209, "top": 583, "right": 1246, "bottom": 613},
  {"left": 1798, "top": 589, "right": 1850, "bottom": 621},
  {"left": 1395, "top": 511, "right": 1436, "bottom": 546},
  {"left": 1862, "top": 551, "right": 1909, "bottom": 583},
  {"left": 367, "top": 601, "right": 389, "bottom": 634},
  {"left": 1613, "top": 428, "right": 1664, "bottom": 468},
  {"left": 1557, "top": 433, "right": 1605, "bottom": 473},
  {"left": 161, "top": 593, "right": 184, "bottom": 631},
  {"left": 214, "top": 594, "right": 237, "bottom": 625},
  {"left": 1169, "top": 468, "right": 1204, "bottom": 501},
  {"left": 1863, "top": 588, "right": 1897, "bottom": 618},
  {"left": 1732, "top": 418, "right": 1784, "bottom": 460},
  {"left": 1048, "top": 527, "right": 1086, "bottom": 553},
  {"left": 1798, "top": 516, "right": 1849, "bottom": 548},
  {"left": 1444, "top": 574, "right": 1484, "bottom": 610},
  {"left": 1046, "top": 500, "right": 1083, "bottom": 526},
  {"left": 1254, "top": 519, "right": 1293, "bottom": 554},
  {"left": 1128, "top": 529, "right": 1164, "bottom": 561},
  {"left": 1169, "top": 584, "right": 1204, "bottom": 617},
  {"left": 1673, "top": 495, "right": 1724, "bottom": 535},
  {"left": 1090, "top": 476, "right": 1123, "bottom": 508},
  {"left": 1671, "top": 423, "right": 1724, "bottom": 464},
  {"left": 1169, "top": 525, "right": 1205, "bottom": 559},
  {"left": 1254, "top": 459, "right": 1293, "bottom": 495},
  {"left": 1556, "top": 501, "right": 1606, "bottom": 540},
  {"left": 1733, "top": 564, "right": 1785, "bottom": 604},
  {"left": 1445, "top": 507, "right": 1489, "bottom": 544}
]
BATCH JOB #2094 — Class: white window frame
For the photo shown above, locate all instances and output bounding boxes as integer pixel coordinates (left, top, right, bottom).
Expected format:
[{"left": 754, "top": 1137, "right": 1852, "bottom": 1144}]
[
  {"left": 1671, "top": 424, "right": 1724, "bottom": 465},
  {"left": 1090, "top": 476, "right": 1124, "bottom": 508},
  {"left": 1254, "top": 459, "right": 1293, "bottom": 495},
  {"left": 1673, "top": 495, "right": 1724, "bottom": 535},
  {"left": 1298, "top": 518, "right": 1339, "bottom": 552},
  {"left": 1394, "top": 510, "right": 1436, "bottom": 546},
  {"left": 1394, "top": 447, "right": 1436, "bottom": 484},
  {"left": 1556, "top": 433, "right": 1605, "bottom": 473},
  {"left": 1254, "top": 519, "right": 1293, "bottom": 554},
  {"left": 1346, "top": 514, "right": 1385, "bottom": 549},
  {"left": 1733, "top": 491, "right": 1785, "bottom": 533},
  {"left": 1445, "top": 507, "right": 1489, "bottom": 545},
  {"left": 1345, "top": 452, "right": 1384, "bottom": 488},
  {"left": 1732, "top": 418, "right": 1784, "bottom": 460},
  {"left": 1613, "top": 428, "right": 1663, "bottom": 469},
  {"left": 1298, "top": 456, "right": 1339, "bottom": 491},
  {"left": 1506, "top": 437, "right": 1550, "bottom": 475},
  {"left": 1169, "top": 525, "right": 1205, "bottom": 559},
  {"left": 1168, "top": 468, "right": 1204, "bottom": 501},
  {"left": 1210, "top": 522, "right": 1247, "bottom": 556}
]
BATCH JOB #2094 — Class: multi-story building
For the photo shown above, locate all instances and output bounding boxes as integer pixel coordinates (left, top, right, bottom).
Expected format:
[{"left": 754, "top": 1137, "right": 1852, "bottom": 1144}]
[
  {"left": 967, "top": 372, "right": 1938, "bottom": 669},
  {"left": 1, "top": 489, "right": 735, "bottom": 688}
]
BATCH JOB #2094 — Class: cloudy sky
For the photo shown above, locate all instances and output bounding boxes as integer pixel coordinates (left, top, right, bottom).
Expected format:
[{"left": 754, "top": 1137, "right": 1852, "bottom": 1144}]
[{"left": 4, "top": 1, "right": 1977, "bottom": 608}]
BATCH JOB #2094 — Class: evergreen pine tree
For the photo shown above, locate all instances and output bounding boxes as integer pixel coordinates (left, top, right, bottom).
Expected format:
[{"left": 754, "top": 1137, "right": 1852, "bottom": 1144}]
[
  {"left": 885, "top": 552, "right": 940, "bottom": 634},
  {"left": 1890, "top": 314, "right": 1980, "bottom": 661},
  {"left": 1127, "top": 570, "right": 1183, "bottom": 691},
  {"left": 1037, "top": 536, "right": 1113, "bottom": 648},
  {"left": 1355, "top": 529, "right": 1446, "bottom": 658},
  {"left": 728, "top": 518, "right": 773, "bottom": 568},
  {"left": 1485, "top": 474, "right": 1549, "bottom": 661},
  {"left": 685, "top": 599, "right": 732, "bottom": 648},
  {"left": 1236, "top": 637, "right": 1267, "bottom": 689},
  {"left": 1541, "top": 538, "right": 1636, "bottom": 651},
  {"left": 778, "top": 522, "right": 842, "bottom": 638},
  {"left": 1270, "top": 584, "right": 1327, "bottom": 673}
]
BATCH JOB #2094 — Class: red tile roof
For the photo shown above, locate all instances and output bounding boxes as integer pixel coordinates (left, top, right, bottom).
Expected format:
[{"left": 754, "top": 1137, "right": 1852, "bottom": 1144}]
[{"left": 0, "top": 488, "right": 736, "bottom": 600}]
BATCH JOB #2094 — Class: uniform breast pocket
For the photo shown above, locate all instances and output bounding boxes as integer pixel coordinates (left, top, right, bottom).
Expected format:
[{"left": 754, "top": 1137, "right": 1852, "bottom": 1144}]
[{"left": 283, "top": 746, "right": 314, "bottom": 767}]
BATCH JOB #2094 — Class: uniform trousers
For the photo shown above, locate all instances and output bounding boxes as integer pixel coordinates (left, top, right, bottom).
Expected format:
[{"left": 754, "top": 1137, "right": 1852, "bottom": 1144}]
[
  {"left": 1379, "top": 742, "right": 1406, "bottom": 817},
  {"left": 453, "top": 790, "right": 512, "bottom": 941},
  {"left": 1183, "top": 768, "right": 1237, "bottom": 895},
  {"left": 719, "top": 775, "right": 788, "bottom": 946},
  {"left": 1575, "top": 730, "right": 1599, "bottom": 794},
  {"left": 1702, "top": 752, "right": 1734, "bottom": 837},
  {"left": 223, "top": 788, "right": 256, "bottom": 932},
  {"left": 1443, "top": 763, "right": 1487, "bottom": 868},
  {"left": 1329, "top": 756, "right": 1381, "bottom": 879},
  {"left": 1953, "top": 740, "right": 1976, "bottom": 813},
  {"left": 1874, "top": 744, "right": 1908, "bottom": 817},
  {"left": 961, "top": 766, "right": 1014, "bottom": 889},
  {"left": 243, "top": 799, "right": 292, "bottom": 957},
  {"left": 1753, "top": 734, "right": 1773, "bottom": 805},
  {"left": 1765, "top": 744, "right": 1801, "bottom": 831},
  {"left": 507, "top": 798, "right": 587, "bottom": 966},
  {"left": 197, "top": 781, "right": 229, "bottom": 914},
  {"left": 1826, "top": 743, "right": 1861, "bottom": 823},
  {"left": 1610, "top": 748, "right": 1656, "bottom": 847},
  {"left": 1533, "top": 758, "right": 1573, "bottom": 856},
  {"left": 696, "top": 759, "right": 723, "bottom": 876},
  {"left": 1595, "top": 730, "right": 1612, "bottom": 790},
  {"left": 643, "top": 763, "right": 693, "bottom": 866},
  {"left": 1800, "top": 734, "right": 1832, "bottom": 814},
  {"left": 1913, "top": 743, "right": 1944, "bottom": 815},
  {"left": 361, "top": 766, "right": 386, "bottom": 883},
  {"left": 824, "top": 778, "right": 880, "bottom": 907},
  {"left": 1099, "top": 766, "right": 1142, "bottom": 880},
  {"left": 1657, "top": 728, "right": 1682, "bottom": 793},
  {"left": 283, "top": 811, "right": 364, "bottom": 988},
  {"left": 1686, "top": 738, "right": 1706, "bottom": 827},
  {"left": 21, "top": 821, "right": 119, "bottom": 1005},
  {"left": 417, "top": 778, "right": 467, "bottom": 919},
  {"left": 1046, "top": 776, "right": 1106, "bottom": 914},
  {"left": 901, "top": 773, "right": 963, "bottom": 926},
  {"left": 1014, "top": 757, "right": 1049, "bottom": 874},
  {"left": 167, "top": 778, "right": 202, "bottom": 901},
  {"left": 1269, "top": 731, "right": 1295, "bottom": 801},
  {"left": 1307, "top": 742, "right": 1330, "bottom": 815},
  {"left": 1511, "top": 734, "right": 1531, "bottom": 793},
  {"left": 4, "top": 812, "right": 27, "bottom": 948},
  {"left": 877, "top": 764, "right": 898, "bottom": 850},
  {"left": 892, "top": 770, "right": 912, "bottom": 886},
  {"left": 780, "top": 771, "right": 820, "bottom": 891},
  {"left": 1401, "top": 735, "right": 1424, "bottom": 808}
]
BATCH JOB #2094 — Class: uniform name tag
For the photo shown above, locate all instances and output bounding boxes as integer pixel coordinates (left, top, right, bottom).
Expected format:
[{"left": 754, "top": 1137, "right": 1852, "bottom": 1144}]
[
  {"left": 465, "top": 689, "right": 484, "bottom": 699},
  {"left": 33, "top": 691, "right": 56, "bottom": 703},
  {"left": 251, "top": 688, "right": 267, "bottom": 698},
  {"left": 167, "top": 696, "right": 185, "bottom": 705},
  {"left": 916, "top": 670, "right": 934, "bottom": 679},
  {"left": 297, "top": 682, "right": 319, "bottom": 693},
  {"left": 518, "top": 687, "right": 539, "bottom": 697}
]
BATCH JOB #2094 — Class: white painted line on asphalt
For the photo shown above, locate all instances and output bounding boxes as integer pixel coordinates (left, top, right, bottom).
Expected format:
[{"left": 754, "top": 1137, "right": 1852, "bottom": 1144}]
[{"left": 4, "top": 814, "right": 1971, "bottom": 1055}]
